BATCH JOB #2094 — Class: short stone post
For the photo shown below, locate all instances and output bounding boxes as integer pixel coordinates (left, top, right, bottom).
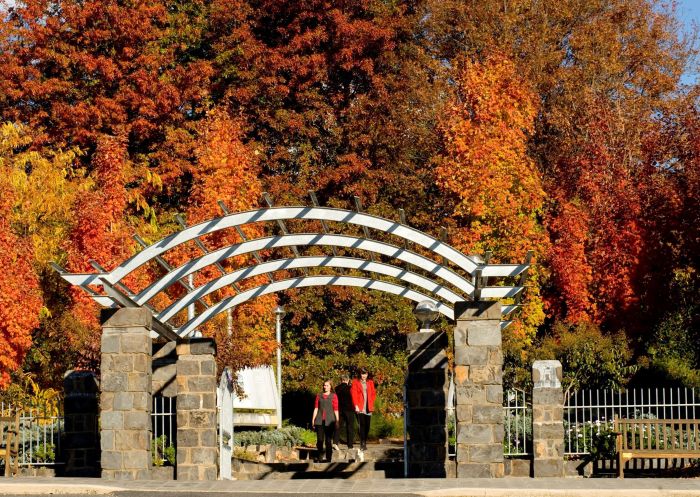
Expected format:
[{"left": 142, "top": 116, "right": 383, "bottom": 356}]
[
  {"left": 100, "top": 308, "right": 153, "bottom": 480},
  {"left": 176, "top": 338, "right": 217, "bottom": 481},
  {"left": 405, "top": 330, "right": 450, "bottom": 477},
  {"left": 63, "top": 370, "right": 100, "bottom": 476},
  {"left": 453, "top": 301, "right": 504, "bottom": 478},
  {"left": 532, "top": 360, "right": 565, "bottom": 477}
]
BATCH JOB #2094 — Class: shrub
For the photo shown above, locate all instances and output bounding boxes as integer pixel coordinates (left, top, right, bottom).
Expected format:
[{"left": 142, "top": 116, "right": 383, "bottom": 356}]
[
  {"left": 32, "top": 443, "right": 55, "bottom": 463},
  {"left": 233, "top": 447, "right": 258, "bottom": 461},
  {"left": 368, "top": 412, "right": 403, "bottom": 440},
  {"left": 152, "top": 435, "right": 175, "bottom": 466},
  {"left": 233, "top": 426, "right": 316, "bottom": 448}
]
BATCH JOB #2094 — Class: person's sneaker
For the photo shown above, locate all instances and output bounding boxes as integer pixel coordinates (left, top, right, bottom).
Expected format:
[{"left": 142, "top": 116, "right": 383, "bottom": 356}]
[{"left": 332, "top": 444, "right": 340, "bottom": 451}]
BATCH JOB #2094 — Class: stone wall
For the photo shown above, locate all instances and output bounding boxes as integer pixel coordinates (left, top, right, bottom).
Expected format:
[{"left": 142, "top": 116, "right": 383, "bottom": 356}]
[
  {"left": 100, "top": 308, "right": 153, "bottom": 480},
  {"left": 453, "top": 301, "right": 504, "bottom": 478},
  {"left": 405, "top": 330, "right": 450, "bottom": 477},
  {"left": 175, "top": 338, "right": 217, "bottom": 481}
]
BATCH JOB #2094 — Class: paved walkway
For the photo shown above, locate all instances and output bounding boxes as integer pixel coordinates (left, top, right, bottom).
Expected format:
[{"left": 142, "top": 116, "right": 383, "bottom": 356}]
[{"left": 0, "top": 477, "right": 699, "bottom": 496}]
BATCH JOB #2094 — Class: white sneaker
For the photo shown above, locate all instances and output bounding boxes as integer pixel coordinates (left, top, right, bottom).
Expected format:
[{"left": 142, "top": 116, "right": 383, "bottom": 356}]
[{"left": 332, "top": 444, "right": 340, "bottom": 451}]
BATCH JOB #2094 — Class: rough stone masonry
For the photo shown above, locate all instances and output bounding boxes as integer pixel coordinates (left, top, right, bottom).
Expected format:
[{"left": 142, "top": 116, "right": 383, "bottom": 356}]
[
  {"left": 175, "top": 338, "right": 217, "bottom": 481},
  {"left": 406, "top": 328, "right": 450, "bottom": 477},
  {"left": 100, "top": 308, "right": 153, "bottom": 480},
  {"left": 453, "top": 301, "right": 504, "bottom": 478}
]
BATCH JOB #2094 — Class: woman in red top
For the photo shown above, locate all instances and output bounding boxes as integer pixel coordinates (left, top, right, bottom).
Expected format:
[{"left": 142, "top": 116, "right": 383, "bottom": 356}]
[
  {"left": 350, "top": 368, "right": 376, "bottom": 451},
  {"left": 312, "top": 380, "right": 339, "bottom": 462}
]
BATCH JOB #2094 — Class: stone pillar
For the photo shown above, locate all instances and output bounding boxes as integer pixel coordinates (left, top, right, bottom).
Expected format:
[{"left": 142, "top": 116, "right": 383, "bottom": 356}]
[
  {"left": 453, "top": 301, "right": 504, "bottom": 478},
  {"left": 532, "top": 360, "right": 565, "bottom": 477},
  {"left": 100, "top": 308, "right": 153, "bottom": 480},
  {"left": 176, "top": 338, "right": 217, "bottom": 481},
  {"left": 63, "top": 370, "right": 100, "bottom": 476},
  {"left": 406, "top": 330, "right": 449, "bottom": 477}
]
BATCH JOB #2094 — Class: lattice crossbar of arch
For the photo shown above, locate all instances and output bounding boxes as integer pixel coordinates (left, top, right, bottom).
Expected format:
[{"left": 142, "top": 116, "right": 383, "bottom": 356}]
[{"left": 53, "top": 199, "right": 532, "bottom": 340}]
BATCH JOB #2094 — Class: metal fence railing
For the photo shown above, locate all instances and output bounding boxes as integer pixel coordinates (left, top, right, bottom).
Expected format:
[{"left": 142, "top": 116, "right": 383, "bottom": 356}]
[
  {"left": 0, "top": 402, "right": 63, "bottom": 467},
  {"left": 504, "top": 389, "right": 531, "bottom": 456},
  {"left": 565, "top": 387, "right": 700, "bottom": 455},
  {"left": 151, "top": 396, "right": 176, "bottom": 466},
  {"left": 447, "top": 377, "right": 455, "bottom": 458}
]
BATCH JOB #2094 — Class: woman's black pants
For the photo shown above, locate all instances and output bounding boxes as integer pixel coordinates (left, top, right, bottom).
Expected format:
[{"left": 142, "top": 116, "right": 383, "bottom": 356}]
[{"left": 315, "top": 423, "right": 335, "bottom": 461}]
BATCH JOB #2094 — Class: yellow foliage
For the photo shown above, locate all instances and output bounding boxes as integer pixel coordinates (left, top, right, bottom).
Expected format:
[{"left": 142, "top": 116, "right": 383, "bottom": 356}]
[{"left": 0, "top": 122, "right": 84, "bottom": 266}]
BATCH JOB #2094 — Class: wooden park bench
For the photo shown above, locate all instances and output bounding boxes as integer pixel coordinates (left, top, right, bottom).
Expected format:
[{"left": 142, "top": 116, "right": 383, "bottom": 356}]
[
  {"left": 615, "top": 417, "right": 700, "bottom": 478},
  {"left": 0, "top": 411, "right": 19, "bottom": 476}
]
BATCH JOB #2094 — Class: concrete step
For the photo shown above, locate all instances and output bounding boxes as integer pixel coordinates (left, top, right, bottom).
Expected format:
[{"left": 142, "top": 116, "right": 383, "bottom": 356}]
[
  {"left": 296, "top": 442, "right": 404, "bottom": 463},
  {"left": 234, "top": 460, "right": 405, "bottom": 480}
]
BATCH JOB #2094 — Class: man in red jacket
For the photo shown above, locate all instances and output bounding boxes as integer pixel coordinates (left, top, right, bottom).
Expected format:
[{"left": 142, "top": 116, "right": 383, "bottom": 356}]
[{"left": 351, "top": 368, "right": 376, "bottom": 451}]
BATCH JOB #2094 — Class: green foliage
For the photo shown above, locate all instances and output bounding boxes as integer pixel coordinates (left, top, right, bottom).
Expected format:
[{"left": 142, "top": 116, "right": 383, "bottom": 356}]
[
  {"left": 0, "top": 372, "right": 62, "bottom": 417},
  {"left": 282, "top": 289, "right": 415, "bottom": 414},
  {"left": 233, "top": 426, "right": 316, "bottom": 448},
  {"left": 641, "top": 269, "right": 700, "bottom": 387},
  {"left": 32, "top": 443, "right": 55, "bottom": 463},
  {"left": 151, "top": 435, "right": 176, "bottom": 467},
  {"left": 298, "top": 429, "right": 317, "bottom": 448},
  {"left": 533, "top": 321, "right": 634, "bottom": 392},
  {"left": 367, "top": 400, "right": 403, "bottom": 440},
  {"left": 565, "top": 419, "right": 617, "bottom": 460},
  {"left": 503, "top": 407, "right": 531, "bottom": 455}
]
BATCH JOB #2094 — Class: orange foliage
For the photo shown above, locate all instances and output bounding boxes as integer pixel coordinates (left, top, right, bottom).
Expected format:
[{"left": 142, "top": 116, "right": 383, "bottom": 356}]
[
  {"left": 0, "top": 175, "right": 42, "bottom": 388},
  {"left": 435, "top": 53, "right": 548, "bottom": 339},
  {"left": 547, "top": 200, "right": 595, "bottom": 322},
  {"left": 186, "top": 109, "right": 277, "bottom": 367},
  {"left": 436, "top": 54, "right": 546, "bottom": 259}
]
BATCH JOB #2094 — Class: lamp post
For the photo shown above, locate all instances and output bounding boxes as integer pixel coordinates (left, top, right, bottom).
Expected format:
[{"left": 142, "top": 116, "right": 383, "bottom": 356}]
[
  {"left": 274, "top": 305, "right": 286, "bottom": 429},
  {"left": 413, "top": 300, "right": 439, "bottom": 331}
]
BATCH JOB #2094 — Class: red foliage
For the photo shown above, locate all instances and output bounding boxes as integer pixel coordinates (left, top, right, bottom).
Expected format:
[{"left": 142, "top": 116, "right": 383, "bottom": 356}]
[
  {"left": 545, "top": 99, "right": 645, "bottom": 325},
  {"left": 65, "top": 135, "right": 133, "bottom": 358},
  {"left": 0, "top": 182, "right": 42, "bottom": 388}
]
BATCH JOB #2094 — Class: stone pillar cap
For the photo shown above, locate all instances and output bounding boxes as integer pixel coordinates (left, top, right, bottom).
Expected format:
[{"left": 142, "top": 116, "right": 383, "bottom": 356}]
[
  {"left": 454, "top": 301, "right": 501, "bottom": 321},
  {"left": 176, "top": 337, "right": 216, "bottom": 356},
  {"left": 101, "top": 307, "right": 154, "bottom": 329},
  {"left": 532, "top": 360, "right": 562, "bottom": 388}
]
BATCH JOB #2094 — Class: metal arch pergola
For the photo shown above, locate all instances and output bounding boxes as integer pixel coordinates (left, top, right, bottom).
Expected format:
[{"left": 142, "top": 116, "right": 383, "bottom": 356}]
[{"left": 53, "top": 198, "right": 532, "bottom": 340}]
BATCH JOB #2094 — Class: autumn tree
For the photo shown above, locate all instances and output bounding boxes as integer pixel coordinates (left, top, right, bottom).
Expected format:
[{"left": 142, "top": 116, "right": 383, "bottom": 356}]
[
  {"left": 186, "top": 109, "right": 277, "bottom": 374},
  {"left": 435, "top": 54, "right": 548, "bottom": 340},
  {"left": 426, "top": 0, "right": 693, "bottom": 328},
  {"left": 209, "top": 0, "right": 444, "bottom": 210},
  {"left": 207, "top": 0, "right": 449, "bottom": 405},
  {"left": 0, "top": 123, "right": 45, "bottom": 387},
  {"left": 0, "top": 0, "right": 696, "bottom": 394}
]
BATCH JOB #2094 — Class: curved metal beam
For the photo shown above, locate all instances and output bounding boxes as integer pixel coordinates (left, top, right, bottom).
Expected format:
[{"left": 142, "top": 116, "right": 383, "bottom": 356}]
[
  {"left": 157, "top": 256, "right": 466, "bottom": 322},
  {"left": 131, "top": 234, "right": 479, "bottom": 304},
  {"left": 101, "top": 207, "right": 527, "bottom": 283},
  {"left": 176, "top": 276, "right": 453, "bottom": 337}
]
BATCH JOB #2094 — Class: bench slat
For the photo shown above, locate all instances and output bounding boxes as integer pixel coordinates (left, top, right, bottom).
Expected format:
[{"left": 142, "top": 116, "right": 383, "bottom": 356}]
[{"left": 615, "top": 418, "right": 700, "bottom": 478}]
